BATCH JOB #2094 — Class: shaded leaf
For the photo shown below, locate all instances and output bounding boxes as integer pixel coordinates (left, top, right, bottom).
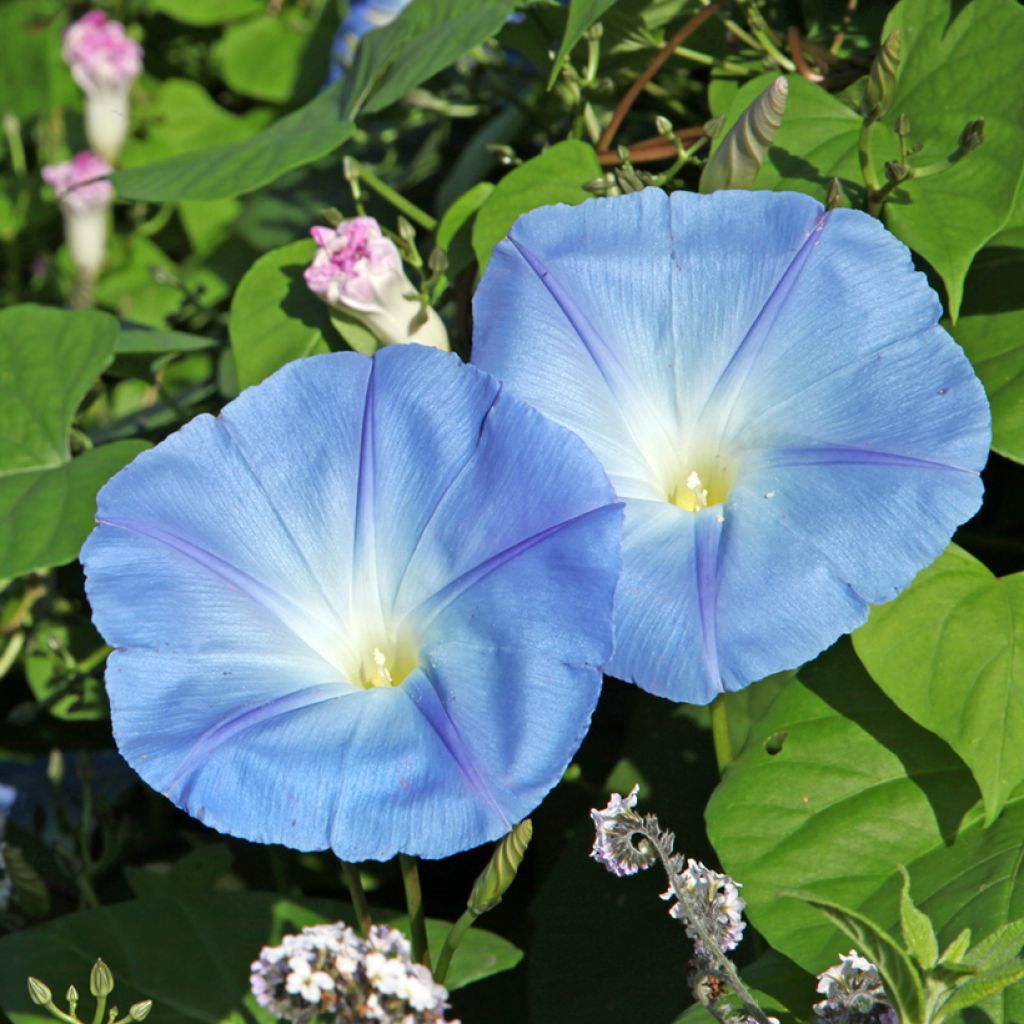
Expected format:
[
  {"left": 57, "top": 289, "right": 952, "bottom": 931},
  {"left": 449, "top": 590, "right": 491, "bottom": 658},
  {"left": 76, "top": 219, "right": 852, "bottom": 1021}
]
[
  {"left": 853, "top": 545, "right": 1024, "bottom": 824},
  {"left": 229, "top": 239, "right": 337, "bottom": 390}
]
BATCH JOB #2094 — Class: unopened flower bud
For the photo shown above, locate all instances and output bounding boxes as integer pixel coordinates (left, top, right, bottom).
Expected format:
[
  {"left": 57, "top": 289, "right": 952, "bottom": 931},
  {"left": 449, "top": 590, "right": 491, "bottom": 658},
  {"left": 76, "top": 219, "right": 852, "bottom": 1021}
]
[
  {"left": 699, "top": 77, "right": 787, "bottom": 194},
  {"left": 41, "top": 151, "right": 113, "bottom": 286},
  {"left": 90, "top": 958, "right": 115, "bottom": 998},
  {"left": 129, "top": 999, "right": 153, "bottom": 1020},
  {"left": 655, "top": 115, "right": 674, "bottom": 139},
  {"left": 826, "top": 178, "right": 846, "bottom": 210},
  {"left": 884, "top": 160, "right": 909, "bottom": 182},
  {"left": 67, "top": 984, "right": 79, "bottom": 1012},
  {"left": 27, "top": 978, "right": 52, "bottom": 1005},
  {"left": 702, "top": 114, "right": 727, "bottom": 139},
  {"left": 863, "top": 30, "right": 901, "bottom": 123},
  {"left": 304, "top": 218, "right": 449, "bottom": 352},
  {"left": 895, "top": 113, "right": 910, "bottom": 137},
  {"left": 468, "top": 819, "right": 532, "bottom": 916},
  {"left": 958, "top": 118, "right": 985, "bottom": 154},
  {"left": 62, "top": 12, "right": 142, "bottom": 162}
]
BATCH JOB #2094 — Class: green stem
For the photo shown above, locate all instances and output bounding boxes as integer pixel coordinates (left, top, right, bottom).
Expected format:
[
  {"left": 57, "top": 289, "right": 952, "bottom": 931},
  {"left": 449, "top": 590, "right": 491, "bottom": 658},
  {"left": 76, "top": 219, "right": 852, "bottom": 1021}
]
[
  {"left": 2, "top": 114, "right": 27, "bottom": 177},
  {"left": 44, "top": 1000, "right": 81, "bottom": 1024},
  {"left": 90, "top": 995, "right": 106, "bottom": 1024},
  {"left": 340, "top": 861, "right": 373, "bottom": 937},
  {"left": 346, "top": 159, "right": 438, "bottom": 232},
  {"left": 710, "top": 695, "right": 734, "bottom": 775},
  {"left": 0, "top": 631, "right": 25, "bottom": 678},
  {"left": 399, "top": 854, "right": 431, "bottom": 967},
  {"left": 434, "top": 908, "right": 477, "bottom": 984}
]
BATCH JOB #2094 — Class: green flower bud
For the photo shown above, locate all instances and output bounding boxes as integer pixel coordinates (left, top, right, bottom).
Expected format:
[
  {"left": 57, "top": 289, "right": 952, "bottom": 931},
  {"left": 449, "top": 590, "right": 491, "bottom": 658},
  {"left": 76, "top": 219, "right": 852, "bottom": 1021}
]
[
  {"left": 129, "top": 1000, "right": 153, "bottom": 1021},
  {"left": 699, "top": 77, "right": 788, "bottom": 194},
  {"left": 468, "top": 819, "right": 533, "bottom": 916},
  {"left": 654, "top": 115, "right": 674, "bottom": 139},
  {"left": 863, "top": 30, "right": 901, "bottom": 122},
  {"left": 67, "top": 984, "right": 79, "bottom": 1012},
  {"left": 27, "top": 977, "right": 52, "bottom": 1006},
  {"left": 826, "top": 178, "right": 846, "bottom": 210},
  {"left": 90, "top": 958, "right": 115, "bottom": 998}
]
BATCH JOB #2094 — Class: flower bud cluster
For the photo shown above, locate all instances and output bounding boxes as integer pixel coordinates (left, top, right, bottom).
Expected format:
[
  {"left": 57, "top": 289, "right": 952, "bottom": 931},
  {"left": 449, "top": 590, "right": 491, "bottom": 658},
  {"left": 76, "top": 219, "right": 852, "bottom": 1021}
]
[
  {"left": 663, "top": 859, "right": 746, "bottom": 955},
  {"left": 250, "top": 921, "right": 457, "bottom": 1024},
  {"left": 63, "top": 11, "right": 142, "bottom": 163},
  {"left": 589, "top": 785, "right": 658, "bottom": 877},
  {"left": 304, "top": 218, "right": 449, "bottom": 352},
  {"left": 813, "top": 950, "right": 896, "bottom": 1024}
]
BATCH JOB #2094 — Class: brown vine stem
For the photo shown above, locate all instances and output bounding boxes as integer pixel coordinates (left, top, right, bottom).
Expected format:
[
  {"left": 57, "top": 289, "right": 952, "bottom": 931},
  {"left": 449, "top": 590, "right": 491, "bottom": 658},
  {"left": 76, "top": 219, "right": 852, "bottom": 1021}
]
[
  {"left": 597, "top": 127, "right": 705, "bottom": 167},
  {"left": 830, "top": 0, "right": 858, "bottom": 53},
  {"left": 597, "top": 0, "right": 730, "bottom": 153},
  {"left": 787, "top": 25, "right": 825, "bottom": 82}
]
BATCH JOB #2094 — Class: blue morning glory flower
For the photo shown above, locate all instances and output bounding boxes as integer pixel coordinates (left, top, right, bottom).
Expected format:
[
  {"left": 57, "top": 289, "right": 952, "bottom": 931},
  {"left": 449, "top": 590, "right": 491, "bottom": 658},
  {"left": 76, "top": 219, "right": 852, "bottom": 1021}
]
[
  {"left": 81, "top": 346, "right": 621, "bottom": 860},
  {"left": 327, "top": 0, "right": 412, "bottom": 82},
  {"left": 472, "top": 188, "right": 991, "bottom": 704}
]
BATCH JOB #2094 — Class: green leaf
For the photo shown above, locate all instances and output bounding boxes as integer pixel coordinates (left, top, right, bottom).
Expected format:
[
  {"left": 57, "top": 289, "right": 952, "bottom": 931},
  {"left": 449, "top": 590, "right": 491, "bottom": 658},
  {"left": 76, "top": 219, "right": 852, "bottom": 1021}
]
[
  {"left": 0, "top": 441, "right": 148, "bottom": 578},
  {"left": 0, "top": 891, "right": 521, "bottom": 1023},
  {"left": 880, "top": 0, "right": 1024, "bottom": 319},
  {"left": 112, "top": 0, "right": 521, "bottom": 202},
  {"left": 936, "top": 961, "right": 1024, "bottom": 1021},
  {"left": 144, "top": 0, "right": 263, "bottom": 25},
  {"left": 899, "top": 865, "right": 939, "bottom": 968},
  {"left": 437, "top": 181, "right": 494, "bottom": 281},
  {"left": 964, "top": 920, "right": 1024, "bottom": 968},
  {"left": 705, "top": 640, "right": 981, "bottom": 972},
  {"left": 214, "top": 14, "right": 311, "bottom": 104},
  {"left": 947, "top": 240, "right": 1024, "bottom": 463},
  {"left": 0, "top": 306, "right": 148, "bottom": 577},
  {"left": 853, "top": 544, "right": 1024, "bottom": 824},
  {"left": 0, "top": 1, "right": 76, "bottom": 121},
  {"left": 112, "top": 78, "right": 356, "bottom": 202},
  {"left": 472, "top": 140, "right": 600, "bottom": 271},
  {"left": 125, "top": 846, "right": 234, "bottom": 900},
  {"left": 787, "top": 891, "right": 926, "bottom": 1024},
  {"left": 547, "top": 0, "right": 616, "bottom": 88},
  {"left": 941, "top": 928, "right": 973, "bottom": 966},
  {"left": 116, "top": 326, "right": 218, "bottom": 356},
  {"left": 121, "top": 79, "right": 259, "bottom": 169},
  {"left": 229, "top": 239, "right": 337, "bottom": 390}
]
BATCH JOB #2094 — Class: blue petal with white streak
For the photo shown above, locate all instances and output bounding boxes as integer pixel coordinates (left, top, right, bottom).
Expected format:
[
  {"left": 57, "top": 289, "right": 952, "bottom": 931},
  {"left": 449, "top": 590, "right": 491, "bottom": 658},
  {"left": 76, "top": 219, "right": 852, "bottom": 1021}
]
[
  {"left": 81, "top": 346, "right": 621, "bottom": 859},
  {"left": 472, "top": 188, "right": 990, "bottom": 704}
]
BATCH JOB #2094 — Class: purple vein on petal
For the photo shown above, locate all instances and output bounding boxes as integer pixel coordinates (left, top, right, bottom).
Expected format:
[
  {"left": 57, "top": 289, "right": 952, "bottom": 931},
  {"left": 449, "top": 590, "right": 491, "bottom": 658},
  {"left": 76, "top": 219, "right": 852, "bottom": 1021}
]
[
  {"left": 755, "top": 444, "right": 978, "bottom": 474},
  {"left": 403, "top": 673, "right": 512, "bottom": 830},
  {"left": 706, "top": 211, "right": 829, "bottom": 428},
  {"left": 352, "top": 358, "right": 383, "bottom": 620},
  {"left": 694, "top": 512, "right": 725, "bottom": 696},
  {"left": 166, "top": 682, "right": 347, "bottom": 803},
  {"left": 95, "top": 516, "right": 347, "bottom": 669},
  {"left": 405, "top": 504, "right": 617, "bottom": 633},
  {"left": 388, "top": 386, "right": 502, "bottom": 618}
]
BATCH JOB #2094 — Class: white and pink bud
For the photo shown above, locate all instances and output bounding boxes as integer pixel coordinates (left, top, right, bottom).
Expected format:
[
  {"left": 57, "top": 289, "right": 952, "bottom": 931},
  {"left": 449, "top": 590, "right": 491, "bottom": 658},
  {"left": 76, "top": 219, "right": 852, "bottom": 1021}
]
[
  {"left": 63, "top": 11, "right": 143, "bottom": 163},
  {"left": 304, "top": 218, "right": 449, "bottom": 352},
  {"left": 42, "top": 151, "right": 114, "bottom": 293}
]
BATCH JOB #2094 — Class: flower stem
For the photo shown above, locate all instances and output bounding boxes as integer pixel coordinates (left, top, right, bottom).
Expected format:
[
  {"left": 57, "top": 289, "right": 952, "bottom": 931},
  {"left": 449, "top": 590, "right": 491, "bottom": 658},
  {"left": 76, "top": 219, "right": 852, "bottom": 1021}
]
[
  {"left": 340, "top": 861, "right": 372, "bottom": 937},
  {"left": 710, "top": 695, "right": 734, "bottom": 774},
  {"left": 434, "top": 908, "right": 477, "bottom": 984},
  {"left": 858, "top": 120, "right": 880, "bottom": 194},
  {"left": 345, "top": 159, "right": 438, "bottom": 232},
  {"left": 399, "top": 854, "right": 431, "bottom": 967}
]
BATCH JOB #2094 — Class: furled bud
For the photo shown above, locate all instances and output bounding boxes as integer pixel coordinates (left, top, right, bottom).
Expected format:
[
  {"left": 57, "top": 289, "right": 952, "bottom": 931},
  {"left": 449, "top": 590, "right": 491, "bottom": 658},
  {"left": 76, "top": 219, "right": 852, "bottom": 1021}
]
[
  {"left": 304, "top": 218, "right": 449, "bottom": 352},
  {"left": 62, "top": 12, "right": 143, "bottom": 162},
  {"left": 27, "top": 977, "right": 52, "bottom": 1006},
  {"left": 958, "top": 118, "right": 985, "bottom": 154},
  {"left": 468, "top": 819, "right": 533, "bottom": 916},
  {"left": 90, "top": 958, "right": 115, "bottom": 998},
  {"left": 129, "top": 999, "right": 153, "bottom": 1020},
  {"left": 41, "top": 151, "right": 113, "bottom": 292},
  {"left": 863, "top": 30, "right": 901, "bottom": 123},
  {"left": 699, "top": 77, "right": 788, "bottom": 194}
]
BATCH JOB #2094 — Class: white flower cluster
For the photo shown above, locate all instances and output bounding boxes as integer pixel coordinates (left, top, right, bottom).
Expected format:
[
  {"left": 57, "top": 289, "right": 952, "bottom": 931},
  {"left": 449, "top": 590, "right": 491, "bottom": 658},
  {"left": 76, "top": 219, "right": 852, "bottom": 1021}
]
[
  {"left": 250, "top": 921, "right": 457, "bottom": 1024},
  {"left": 589, "top": 785, "right": 658, "bottom": 877},
  {"left": 664, "top": 859, "right": 746, "bottom": 954},
  {"left": 814, "top": 950, "right": 896, "bottom": 1024}
]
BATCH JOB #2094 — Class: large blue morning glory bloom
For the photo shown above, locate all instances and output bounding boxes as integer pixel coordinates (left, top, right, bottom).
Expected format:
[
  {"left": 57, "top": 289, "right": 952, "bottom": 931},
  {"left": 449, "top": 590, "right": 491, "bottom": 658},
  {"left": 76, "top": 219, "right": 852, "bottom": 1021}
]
[
  {"left": 81, "top": 346, "right": 621, "bottom": 860},
  {"left": 472, "top": 189, "right": 991, "bottom": 704}
]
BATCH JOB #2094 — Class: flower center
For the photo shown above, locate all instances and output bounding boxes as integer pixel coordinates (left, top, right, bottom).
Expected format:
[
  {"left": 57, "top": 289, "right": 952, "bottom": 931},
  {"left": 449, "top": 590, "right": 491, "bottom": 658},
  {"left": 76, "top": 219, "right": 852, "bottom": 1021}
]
[
  {"left": 353, "top": 633, "right": 418, "bottom": 690},
  {"left": 665, "top": 455, "right": 735, "bottom": 513}
]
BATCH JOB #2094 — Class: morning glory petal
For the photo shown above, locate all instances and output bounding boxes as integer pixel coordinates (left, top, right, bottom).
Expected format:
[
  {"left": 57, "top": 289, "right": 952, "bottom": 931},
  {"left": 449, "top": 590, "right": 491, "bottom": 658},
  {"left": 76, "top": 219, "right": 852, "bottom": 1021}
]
[
  {"left": 83, "top": 346, "right": 621, "bottom": 859},
  {"left": 472, "top": 188, "right": 990, "bottom": 703}
]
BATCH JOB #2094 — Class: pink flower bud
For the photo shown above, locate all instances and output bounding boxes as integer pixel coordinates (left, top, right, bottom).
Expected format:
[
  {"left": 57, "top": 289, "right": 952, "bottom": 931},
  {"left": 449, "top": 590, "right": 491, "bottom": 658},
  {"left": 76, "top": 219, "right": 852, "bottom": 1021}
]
[
  {"left": 304, "top": 218, "right": 449, "bottom": 351},
  {"left": 42, "top": 151, "right": 113, "bottom": 282},
  {"left": 63, "top": 11, "right": 143, "bottom": 162}
]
